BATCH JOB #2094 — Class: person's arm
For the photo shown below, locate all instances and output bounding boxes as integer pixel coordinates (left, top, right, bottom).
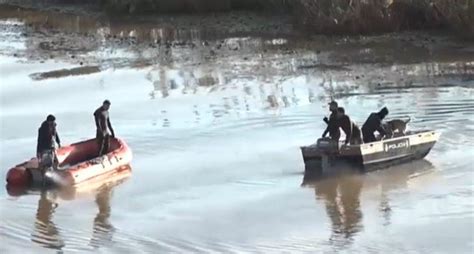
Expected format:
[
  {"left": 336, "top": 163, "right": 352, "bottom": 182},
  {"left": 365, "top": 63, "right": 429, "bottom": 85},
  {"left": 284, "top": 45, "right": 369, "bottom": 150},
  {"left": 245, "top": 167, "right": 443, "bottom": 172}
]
[
  {"left": 95, "top": 111, "right": 106, "bottom": 133},
  {"left": 376, "top": 122, "right": 387, "bottom": 138},
  {"left": 343, "top": 118, "right": 352, "bottom": 145},
  {"left": 94, "top": 110, "right": 102, "bottom": 130},
  {"left": 53, "top": 123, "right": 61, "bottom": 147},
  {"left": 55, "top": 132, "right": 61, "bottom": 147},
  {"left": 107, "top": 118, "right": 115, "bottom": 138},
  {"left": 322, "top": 127, "right": 329, "bottom": 138},
  {"left": 36, "top": 129, "right": 41, "bottom": 157},
  {"left": 323, "top": 117, "right": 329, "bottom": 124},
  {"left": 322, "top": 118, "right": 333, "bottom": 137},
  {"left": 344, "top": 131, "right": 352, "bottom": 145},
  {"left": 321, "top": 115, "right": 331, "bottom": 137}
]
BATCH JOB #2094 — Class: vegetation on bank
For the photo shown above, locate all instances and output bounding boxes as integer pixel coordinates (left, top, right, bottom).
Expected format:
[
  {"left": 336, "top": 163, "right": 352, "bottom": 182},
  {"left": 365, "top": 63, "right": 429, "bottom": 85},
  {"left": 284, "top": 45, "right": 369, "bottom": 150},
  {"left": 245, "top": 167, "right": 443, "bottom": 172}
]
[
  {"left": 98, "top": 0, "right": 473, "bottom": 37},
  {"left": 7, "top": 0, "right": 473, "bottom": 37},
  {"left": 294, "top": 0, "right": 473, "bottom": 35}
]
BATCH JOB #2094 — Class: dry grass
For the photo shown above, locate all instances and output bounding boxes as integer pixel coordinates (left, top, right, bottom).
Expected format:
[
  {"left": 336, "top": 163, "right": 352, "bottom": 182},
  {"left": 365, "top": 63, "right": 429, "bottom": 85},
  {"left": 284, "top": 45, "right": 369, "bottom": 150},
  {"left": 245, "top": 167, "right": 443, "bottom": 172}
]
[
  {"left": 99, "top": 0, "right": 291, "bottom": 13},
  {"left": 432, "top": 0, "right": 474, "bottom": 36},
  {"left": 99, "top": 0, "right": 474, "bottom": 37},
  {"left": 292, "top": 0, "right": 473, "bottom": 37}
]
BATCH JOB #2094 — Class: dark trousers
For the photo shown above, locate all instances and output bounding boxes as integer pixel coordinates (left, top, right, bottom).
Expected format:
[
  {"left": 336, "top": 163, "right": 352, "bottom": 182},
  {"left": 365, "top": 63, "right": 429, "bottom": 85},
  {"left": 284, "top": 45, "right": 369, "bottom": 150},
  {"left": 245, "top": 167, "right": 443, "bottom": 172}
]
[
  {"left": 330, "top": 131, "right": 341, "bottom": 142},
  {"left": 96, "top": 130, "right": 110, "bottom": 156},
  {"left": 351, "top": 128, "right": 363, "bottom": 145}
]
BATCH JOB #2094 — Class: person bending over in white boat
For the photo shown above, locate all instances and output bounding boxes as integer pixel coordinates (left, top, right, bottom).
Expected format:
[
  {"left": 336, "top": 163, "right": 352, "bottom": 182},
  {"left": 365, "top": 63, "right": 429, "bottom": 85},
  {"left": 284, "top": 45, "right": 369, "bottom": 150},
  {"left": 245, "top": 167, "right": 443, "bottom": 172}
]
[
  {"left": 94, "top": 100, "right": 115, "bottom": 156},
  {"left": 336, "top": 107, "right": 362, "bottom": 145},
  {"left": 36, "top": 114, "right": 61, "bottom": 171},
  {"left": 361, "top": 107, "right": 389, "bottom": 143}
]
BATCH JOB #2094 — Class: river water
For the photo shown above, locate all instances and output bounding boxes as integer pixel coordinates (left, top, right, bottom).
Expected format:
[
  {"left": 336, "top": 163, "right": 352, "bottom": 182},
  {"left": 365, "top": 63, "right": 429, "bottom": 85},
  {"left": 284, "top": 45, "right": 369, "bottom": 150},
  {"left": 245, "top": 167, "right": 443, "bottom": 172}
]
[{"left": 0, "top": 5, "right": 473, "bottom": 253}]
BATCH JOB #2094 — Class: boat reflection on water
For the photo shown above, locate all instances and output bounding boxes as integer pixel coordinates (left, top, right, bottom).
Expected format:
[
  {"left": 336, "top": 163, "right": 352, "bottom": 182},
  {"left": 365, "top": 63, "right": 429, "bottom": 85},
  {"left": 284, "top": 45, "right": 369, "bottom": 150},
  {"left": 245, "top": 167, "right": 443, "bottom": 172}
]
[
  {"left": 6, "top": 165, "right": 132, "bottom": 252},
  {"left": 89, "top": 182, "right": 117, "bottom": 249},
  {"left": 306, "top": 172, "right": 363, "bottom": 247},
  {"left": 31, "top": 191, "right": 64, "bottom": 250},
  {"left": 302, "top": 159, "right": 436, "bottom": 247}
]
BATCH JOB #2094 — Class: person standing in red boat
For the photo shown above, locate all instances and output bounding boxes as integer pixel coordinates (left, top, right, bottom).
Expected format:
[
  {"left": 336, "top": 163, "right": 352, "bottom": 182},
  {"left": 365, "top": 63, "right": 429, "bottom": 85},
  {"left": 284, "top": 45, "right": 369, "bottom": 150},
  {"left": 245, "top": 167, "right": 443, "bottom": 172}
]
[
  {"left": 94, "top": 100, "right": 115, "bottom": 156},
  {"left": 36, "top": 114, "right": 61, "bottom": 170}
]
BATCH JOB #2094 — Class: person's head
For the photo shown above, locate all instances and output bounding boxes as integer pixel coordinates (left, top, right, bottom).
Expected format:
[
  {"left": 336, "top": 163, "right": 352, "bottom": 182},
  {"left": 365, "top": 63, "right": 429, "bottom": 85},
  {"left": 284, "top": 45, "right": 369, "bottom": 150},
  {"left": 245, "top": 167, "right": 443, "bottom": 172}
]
[
  {"left": 46, "top": 114, "right": 56, "bottom": 123},
  {"left": 337, "top": 107, "right": 345, "bottom": 118},
  {"left": 378, "top": 107, "right": 389, "bottom": 119},
  {"left": 102, "top": 100, "right": 111, "bottom": 110},
  {"left": 46, "top": 114, "right": 56, "bottom": 127},
  {"left": 328, "top": 101, "right": 338, "bottom": 112}
]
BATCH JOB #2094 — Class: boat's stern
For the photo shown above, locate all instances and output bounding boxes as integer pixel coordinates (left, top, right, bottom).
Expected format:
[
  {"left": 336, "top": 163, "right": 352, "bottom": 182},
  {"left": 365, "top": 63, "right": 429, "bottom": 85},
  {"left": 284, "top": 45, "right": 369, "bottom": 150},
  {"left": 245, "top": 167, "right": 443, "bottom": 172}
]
[
  {"left": 301, "top": 138, "right": 340, "bottom": 162},
  {"left": 300, "top": 144, "right": 321, "bottom": 164}
]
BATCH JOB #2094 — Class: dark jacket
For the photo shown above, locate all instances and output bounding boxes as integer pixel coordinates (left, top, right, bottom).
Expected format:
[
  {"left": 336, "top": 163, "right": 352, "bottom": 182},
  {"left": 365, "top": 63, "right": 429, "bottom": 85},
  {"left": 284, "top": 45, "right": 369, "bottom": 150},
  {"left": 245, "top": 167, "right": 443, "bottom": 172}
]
[
  {"left": 37, "top": 121, "right": 60, "bottom": 154},
  {"left": 322, "top": 112, "right": 341, "bottom": 139},
  {"left": 94, "top": 106, "right": 115, "bottom": 137},
  {"left": 337, "top": 115, "right": 362, "bottom": 145},
  {"left": 361, "top": 112, "right": 386, "bottom": 136}
]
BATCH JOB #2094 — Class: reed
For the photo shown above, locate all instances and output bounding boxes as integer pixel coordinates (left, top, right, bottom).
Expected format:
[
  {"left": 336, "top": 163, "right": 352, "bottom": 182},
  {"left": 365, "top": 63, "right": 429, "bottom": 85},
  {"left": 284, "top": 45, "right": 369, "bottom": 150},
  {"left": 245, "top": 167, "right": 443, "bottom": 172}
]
[
  {"left": 99, "top": 0, "right": 292, "bottom": 13},
  {"left": 96, "top": 0, "right": 474, "bottom": 37},
  {"left": 292, "top": 0, "right": 473, "bottom": 36}
]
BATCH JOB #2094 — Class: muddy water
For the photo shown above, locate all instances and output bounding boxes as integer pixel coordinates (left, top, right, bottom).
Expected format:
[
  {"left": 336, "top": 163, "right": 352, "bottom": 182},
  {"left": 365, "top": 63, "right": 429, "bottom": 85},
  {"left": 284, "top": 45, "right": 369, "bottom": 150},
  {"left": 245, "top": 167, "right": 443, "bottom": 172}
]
[{"left": 1, "top": 5, "right": 474, "bottom": 253}]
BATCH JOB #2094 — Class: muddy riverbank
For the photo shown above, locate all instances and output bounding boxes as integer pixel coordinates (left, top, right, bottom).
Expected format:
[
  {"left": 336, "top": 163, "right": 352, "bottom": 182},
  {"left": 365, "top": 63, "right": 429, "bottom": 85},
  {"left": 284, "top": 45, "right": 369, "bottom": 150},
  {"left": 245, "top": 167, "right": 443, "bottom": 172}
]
[{"left": 1, "top": 4, "right": 473, "bottom": 86}]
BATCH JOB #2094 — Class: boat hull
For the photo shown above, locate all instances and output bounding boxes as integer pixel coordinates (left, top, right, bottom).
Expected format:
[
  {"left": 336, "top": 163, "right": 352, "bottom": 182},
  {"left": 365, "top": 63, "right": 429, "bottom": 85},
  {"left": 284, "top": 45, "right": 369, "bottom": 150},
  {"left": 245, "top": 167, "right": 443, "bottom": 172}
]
[
  {"left": 362, "top": 140, "right": 436, "bottom": 171},
  {"left": 6, "top": 165, "right": 132, "bottom": 198},
  {"left": 6, "top": 137, "right": 133, "bottom": 189},
  {"left": 301, "top": 130, "right": 439, "bottom": 173}
]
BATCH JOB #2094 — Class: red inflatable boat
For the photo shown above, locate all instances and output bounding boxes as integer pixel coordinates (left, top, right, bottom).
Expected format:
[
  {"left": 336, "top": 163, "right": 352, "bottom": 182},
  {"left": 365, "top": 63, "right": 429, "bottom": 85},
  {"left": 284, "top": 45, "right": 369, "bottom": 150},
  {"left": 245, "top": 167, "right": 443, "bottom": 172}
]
[
  {"left": 6, "top": 165, "right": 132, "bottom": 199},
  {"left": 6, "top": 137, "right": 132, "bottom": 188}
]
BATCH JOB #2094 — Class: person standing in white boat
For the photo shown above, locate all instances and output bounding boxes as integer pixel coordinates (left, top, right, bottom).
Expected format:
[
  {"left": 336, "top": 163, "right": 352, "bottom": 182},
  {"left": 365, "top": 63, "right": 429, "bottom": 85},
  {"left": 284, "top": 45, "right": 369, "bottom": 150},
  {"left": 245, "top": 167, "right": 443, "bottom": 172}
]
[
  {"left": 94, "top": 100, "right": 115, "bottom": 156},
  {"left": 322, "top": 101, "right": 341, "bottom": 142},
  {"left": 336, "top": 107, "right": 362, "bottom": 145}
]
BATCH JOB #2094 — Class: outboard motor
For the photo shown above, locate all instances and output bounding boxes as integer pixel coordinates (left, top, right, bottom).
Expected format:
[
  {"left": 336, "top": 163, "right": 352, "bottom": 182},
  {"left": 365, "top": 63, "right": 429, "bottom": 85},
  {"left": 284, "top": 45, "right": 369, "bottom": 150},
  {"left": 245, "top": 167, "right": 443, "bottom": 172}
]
[
  {"left": 316, "top": 138, "right": 340, "bottom": 154},
  {"left": 31, "top": 151, "right": 59, "bottom": 188},
  {"left": 315, "top": 138, "right": 341, "bottom": 173}
]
